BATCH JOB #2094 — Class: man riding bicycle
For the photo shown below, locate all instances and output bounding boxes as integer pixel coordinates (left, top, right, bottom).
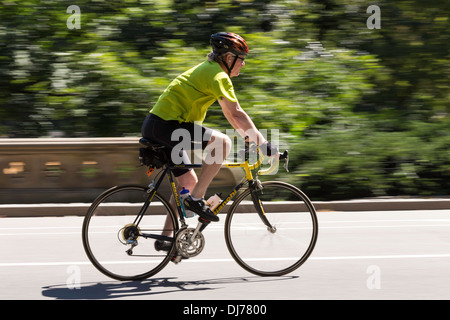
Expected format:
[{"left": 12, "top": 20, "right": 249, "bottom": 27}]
[{"left": 141, "top": 32, "right": 278, "bottom": 224}]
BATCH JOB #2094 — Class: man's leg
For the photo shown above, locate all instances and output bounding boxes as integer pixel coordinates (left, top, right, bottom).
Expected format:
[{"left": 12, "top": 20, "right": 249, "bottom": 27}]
[
  {"left": 162, "top": 130, "right": 231, "bottom": 237},
  {"left": 191, "top": 131, "right": 232, "bottom": 199},
  {"left": 162, "top": 169, "right": 198, "bottom": 237}
]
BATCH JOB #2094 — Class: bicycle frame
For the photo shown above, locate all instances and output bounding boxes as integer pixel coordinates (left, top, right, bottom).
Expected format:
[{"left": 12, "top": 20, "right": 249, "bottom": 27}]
[{"left": 136, "top": 145, "right": 279, "bottom": 231}]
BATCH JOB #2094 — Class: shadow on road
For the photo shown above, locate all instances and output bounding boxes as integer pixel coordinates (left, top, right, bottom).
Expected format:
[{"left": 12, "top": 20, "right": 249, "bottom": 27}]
[{"left": 42, "top": 275, "right": 298, "bottom": 300}]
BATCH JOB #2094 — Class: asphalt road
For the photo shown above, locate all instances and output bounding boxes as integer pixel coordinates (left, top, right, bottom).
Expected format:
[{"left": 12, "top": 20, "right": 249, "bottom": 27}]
[{"left": 1, "top": 209, "right": 450, "bottom": 300}]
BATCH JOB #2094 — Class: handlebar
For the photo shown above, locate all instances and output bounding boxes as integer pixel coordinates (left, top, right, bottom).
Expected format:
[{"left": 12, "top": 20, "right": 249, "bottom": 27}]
[
  {"left": 237, "top": 139, "right": 289, "bottom": 175},
  {"left": 258, "top": 149, "right": 289, "bottom": 176}
]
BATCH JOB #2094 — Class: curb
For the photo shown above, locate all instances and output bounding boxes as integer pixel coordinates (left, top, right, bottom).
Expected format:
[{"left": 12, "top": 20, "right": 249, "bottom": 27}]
[
  {"left": 313, "top": 198, "right": 450, "bottom": 212},
  {"left": 1, "top": 198, "right": 449, "bottom": 217}
]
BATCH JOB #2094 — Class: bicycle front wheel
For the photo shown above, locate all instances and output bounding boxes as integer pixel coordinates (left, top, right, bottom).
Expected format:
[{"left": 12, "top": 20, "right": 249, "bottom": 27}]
[
  {"left": 82, "top": 185, "right": 178, "bottom": 281},
  {"left": 225, "top": 181, "right": 318, "bottom": 276}
]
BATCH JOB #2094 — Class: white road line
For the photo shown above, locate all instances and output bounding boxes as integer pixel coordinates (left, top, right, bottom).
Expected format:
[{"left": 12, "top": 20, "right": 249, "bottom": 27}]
[
  {"left": 0, "top": 218, "right": 448, "bottom": 231},
  {"left": 2, "top": 253, "right": 450, "bottom": 267},
  {"left": 318, "top": 224, "right": 450, "bottom": 229},
  {"left": 1, "top": 223, "right": 449, "bottom": 236},
  {"left": 0, "top": 232, "right": 82, "bottom": 236},
  {"left": 309, "top": 253, "right": 450, "bottom": 260}
]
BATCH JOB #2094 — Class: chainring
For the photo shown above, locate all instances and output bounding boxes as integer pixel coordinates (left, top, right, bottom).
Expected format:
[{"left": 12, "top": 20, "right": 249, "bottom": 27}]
[{"left": 175, "top": 227, "right": 205, "bottom": 258}]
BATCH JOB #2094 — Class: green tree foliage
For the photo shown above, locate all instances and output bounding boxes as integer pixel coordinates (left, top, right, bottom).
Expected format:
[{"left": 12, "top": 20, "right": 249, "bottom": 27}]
[{"left": 0, "top": 0, "right": 448, "bottom": 199}]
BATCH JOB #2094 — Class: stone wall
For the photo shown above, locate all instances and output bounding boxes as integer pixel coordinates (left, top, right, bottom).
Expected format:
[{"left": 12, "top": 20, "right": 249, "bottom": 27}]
[{"left": 0, "top": 138, "right": 242, "bottom": 204}]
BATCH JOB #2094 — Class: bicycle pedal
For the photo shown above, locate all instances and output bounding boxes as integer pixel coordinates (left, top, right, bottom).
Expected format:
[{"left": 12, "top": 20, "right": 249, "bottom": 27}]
[{"left": 171, "top": 255, "right": 183, "bottom": 264}]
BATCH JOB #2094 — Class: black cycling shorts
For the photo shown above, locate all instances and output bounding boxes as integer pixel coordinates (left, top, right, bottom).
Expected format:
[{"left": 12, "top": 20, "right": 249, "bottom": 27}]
[{"left": 141, "top": 113, "right": 213, "bottom": 177}]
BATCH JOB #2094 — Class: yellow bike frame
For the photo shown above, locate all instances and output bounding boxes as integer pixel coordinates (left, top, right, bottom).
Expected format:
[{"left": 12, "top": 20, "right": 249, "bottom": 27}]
[{"left": 154, "top": 145, "right": 280, "bottom": 221}]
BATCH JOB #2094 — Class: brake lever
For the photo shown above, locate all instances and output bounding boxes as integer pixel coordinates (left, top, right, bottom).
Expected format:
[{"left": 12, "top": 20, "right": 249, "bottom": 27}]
[{"left": 280, "top": 150, "right": 289, "bottom": 172}]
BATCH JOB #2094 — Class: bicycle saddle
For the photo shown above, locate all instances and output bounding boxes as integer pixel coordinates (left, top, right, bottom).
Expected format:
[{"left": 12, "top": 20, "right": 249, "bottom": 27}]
[{"left": 139, "top": 138, "right": 165, "bottom": 149}]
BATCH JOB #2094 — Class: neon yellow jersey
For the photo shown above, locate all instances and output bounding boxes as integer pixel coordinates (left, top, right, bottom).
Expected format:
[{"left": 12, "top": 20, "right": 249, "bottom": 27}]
[{"left": 150, "top": 60, "right": 237, "bottom": 123}]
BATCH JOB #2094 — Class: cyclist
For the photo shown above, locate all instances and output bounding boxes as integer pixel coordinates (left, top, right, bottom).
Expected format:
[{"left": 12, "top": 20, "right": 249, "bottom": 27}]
[{"left": 141, "top": 32, "right": 278, "bottom": 227}]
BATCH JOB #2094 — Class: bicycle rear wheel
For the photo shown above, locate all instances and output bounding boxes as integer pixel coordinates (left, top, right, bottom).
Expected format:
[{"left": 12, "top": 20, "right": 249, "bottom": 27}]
[
  {"left": 82, "top": 185, "right": 178, "bottom": 281},
  {"left": 225, "top": 181, "right": 318, "bottom": 276}
]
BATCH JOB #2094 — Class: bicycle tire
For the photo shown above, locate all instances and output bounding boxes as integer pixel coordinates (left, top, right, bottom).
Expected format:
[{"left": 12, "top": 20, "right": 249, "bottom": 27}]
[
  {"left": 225, "top": 181, "right": 318, "bottom": 276},
  {"left": 82, "top": 184, "right": 178, "bottom": 281}
]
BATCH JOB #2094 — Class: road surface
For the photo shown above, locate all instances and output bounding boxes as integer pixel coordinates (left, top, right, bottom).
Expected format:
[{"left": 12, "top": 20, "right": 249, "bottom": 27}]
[{"left": 1, "top": 209, "right": 450, "bottom": 300}]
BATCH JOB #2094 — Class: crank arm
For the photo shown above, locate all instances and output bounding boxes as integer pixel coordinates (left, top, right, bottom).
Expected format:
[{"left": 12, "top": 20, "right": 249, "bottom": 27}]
[{"left": 140, "top": 233, "right": 174, "bottom": 243}]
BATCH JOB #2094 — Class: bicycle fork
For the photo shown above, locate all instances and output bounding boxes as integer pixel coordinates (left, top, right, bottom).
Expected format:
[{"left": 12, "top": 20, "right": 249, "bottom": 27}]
[{"left": 249, "top": 180, "right": 277, "bottom": 233}]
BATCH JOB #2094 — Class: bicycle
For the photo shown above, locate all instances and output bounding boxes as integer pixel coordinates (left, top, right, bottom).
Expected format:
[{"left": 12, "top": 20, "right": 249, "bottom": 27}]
[{"left": 82, "top": 138, "right": 318, "bottom": 281}]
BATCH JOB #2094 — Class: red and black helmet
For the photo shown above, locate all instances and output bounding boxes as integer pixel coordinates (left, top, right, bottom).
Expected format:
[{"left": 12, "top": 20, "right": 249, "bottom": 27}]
[{"left": 210, "top": 32, "right": 249, "bottom": 56}]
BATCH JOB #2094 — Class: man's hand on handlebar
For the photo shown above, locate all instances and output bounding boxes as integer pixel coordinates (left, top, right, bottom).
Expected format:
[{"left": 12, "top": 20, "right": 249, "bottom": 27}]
[
  {"left": 260, "top": 141, "right": 279, "bottom": 158},
  {"left": 260, "top": 141, "right": 289, "bottom": 172}
]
